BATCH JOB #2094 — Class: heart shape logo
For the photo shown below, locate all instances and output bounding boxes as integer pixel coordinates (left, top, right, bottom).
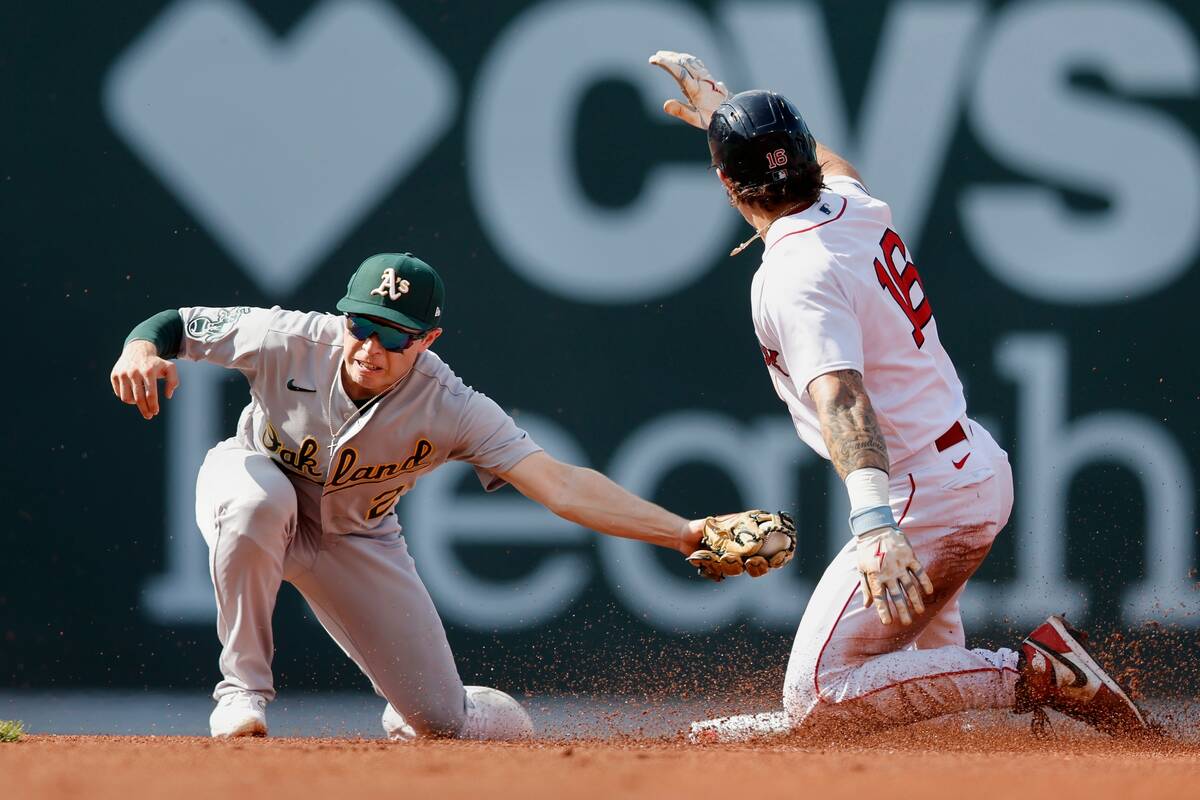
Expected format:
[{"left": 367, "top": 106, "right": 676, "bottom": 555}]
[{"left": 104, "top": 0, "right": 457, "bottom": 294}]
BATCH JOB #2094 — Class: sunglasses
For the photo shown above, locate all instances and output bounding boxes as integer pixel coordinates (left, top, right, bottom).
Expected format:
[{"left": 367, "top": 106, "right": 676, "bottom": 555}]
[{"left": 345, "top": 314, "right": 425, "bottom": 352}]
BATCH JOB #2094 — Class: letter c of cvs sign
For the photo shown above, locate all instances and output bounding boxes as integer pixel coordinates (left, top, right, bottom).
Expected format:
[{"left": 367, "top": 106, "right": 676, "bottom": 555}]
[{"left": 468, "top": 0, "right": 737, "bottom": 304}]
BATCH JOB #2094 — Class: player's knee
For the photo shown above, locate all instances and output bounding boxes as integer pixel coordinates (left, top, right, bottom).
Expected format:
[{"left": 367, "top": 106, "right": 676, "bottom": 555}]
[
  {"left": 782, "top": 651, "right": 821, "bottom": 726},
  {"left": 403, "top": 686, "right": 532, "bottom": 740},
  {"left": 457, "top": 686, "right": 533, "bottom": 740},
  {"left": 783, "top": 663, "right": 852, "bottom": 728},
  {"left": 783, "top": 677, "right": 817, "bottom": 728},
  {"left": 402, "top": 695, "right": 468, "bottom": 738}
]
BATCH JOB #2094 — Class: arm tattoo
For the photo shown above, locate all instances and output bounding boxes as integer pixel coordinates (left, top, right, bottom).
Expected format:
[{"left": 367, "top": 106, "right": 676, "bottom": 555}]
[{"left": 813, "top": 370, "right": 889, "bottom": 479}]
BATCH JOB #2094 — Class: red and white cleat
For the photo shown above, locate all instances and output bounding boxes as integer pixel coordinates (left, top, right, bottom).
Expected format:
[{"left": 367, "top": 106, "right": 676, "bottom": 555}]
[{"left": 1014, "top": 615, "right": 1149, "bottom": 737}]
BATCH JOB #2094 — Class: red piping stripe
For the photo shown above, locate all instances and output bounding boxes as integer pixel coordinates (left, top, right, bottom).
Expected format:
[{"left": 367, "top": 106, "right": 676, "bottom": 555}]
[
  {"left": 814, "top": 473, "right": 917, "bottom": 703},
  {"left": 898, "top": 473, "right": 916, "bottom": 526},
  {"left": 765, "top": 197, "right": 848, "bottom": 254},
  {"left": 813, "top": 586, "right": 859, "bottom": 702},
  {"left": 840, "top": 666, "right": 1020, "bottom": 705}
]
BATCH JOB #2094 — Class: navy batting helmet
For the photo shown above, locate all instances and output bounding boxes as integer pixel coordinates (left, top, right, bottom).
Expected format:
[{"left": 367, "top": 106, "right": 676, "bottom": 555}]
[{"left": 708, "top": 90, "right": 817, "bottom": 186}]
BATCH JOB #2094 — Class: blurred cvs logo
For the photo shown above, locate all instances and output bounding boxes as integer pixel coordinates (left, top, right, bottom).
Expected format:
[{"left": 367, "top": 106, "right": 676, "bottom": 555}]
[{"left": 103, "top": 0, "right": 457, "bottom": 295}]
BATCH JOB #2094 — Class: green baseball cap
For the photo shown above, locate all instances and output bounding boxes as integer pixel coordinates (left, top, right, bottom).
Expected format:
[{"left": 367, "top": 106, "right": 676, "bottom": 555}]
[{"left": 336, "top": 253, "right": 445, "bottom": 332}]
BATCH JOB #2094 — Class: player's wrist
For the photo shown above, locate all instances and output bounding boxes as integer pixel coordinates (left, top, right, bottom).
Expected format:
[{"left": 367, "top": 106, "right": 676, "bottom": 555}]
[
  {"left": 677, "top": 518, "right": 704, "bottom": 555},
  {"left": 845, "top": 467, "right": 894, "bottom": 538},
  {"left": 122, "top": 339, "right": 161, "bottom": 363},
  {"left": 850, "top": 509, "right": 898, "bottom": 540}
]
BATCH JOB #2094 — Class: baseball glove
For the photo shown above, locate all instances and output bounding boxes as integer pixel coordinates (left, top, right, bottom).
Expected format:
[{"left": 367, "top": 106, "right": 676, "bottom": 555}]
[{"left": 687, "top": 510, "right": 796, "bottom": 581}]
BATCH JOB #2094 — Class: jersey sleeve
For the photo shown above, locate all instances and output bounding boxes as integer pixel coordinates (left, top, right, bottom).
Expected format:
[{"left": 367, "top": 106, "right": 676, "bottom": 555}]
[
  {"left": 825, "top": 174, "right": 895, "bottom": 228},
  {"left": 823, "top": 173, "right": 873, "bottom": 200},
  {"left": 761, "top": 267, "right": 864, "bottom": 395},
  {"left": 449, "top": 391, "right": 543, "bottom": 491},
  {"left": 177, "top": 306, "right": 275, "bottom": 377}
]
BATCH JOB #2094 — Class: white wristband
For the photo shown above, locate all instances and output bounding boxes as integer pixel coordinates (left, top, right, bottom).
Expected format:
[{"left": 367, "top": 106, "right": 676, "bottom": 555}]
[
  {"left": 845, "top": 468, "right": 895, "bottom": 538},
  {"left": 845, "top": 467, "right": 890, "bottom": 510}
]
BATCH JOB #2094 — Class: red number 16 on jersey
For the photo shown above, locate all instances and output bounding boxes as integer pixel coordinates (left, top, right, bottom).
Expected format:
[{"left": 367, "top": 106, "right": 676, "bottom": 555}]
[{"left": 873, "top": 228, "right": 933, "bottom": 348}]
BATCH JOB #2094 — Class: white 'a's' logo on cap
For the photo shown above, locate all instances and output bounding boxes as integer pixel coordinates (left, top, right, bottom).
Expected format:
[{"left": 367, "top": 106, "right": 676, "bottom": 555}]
[{"left": 369, "top": 267, "right": 411, "bottom": 301}]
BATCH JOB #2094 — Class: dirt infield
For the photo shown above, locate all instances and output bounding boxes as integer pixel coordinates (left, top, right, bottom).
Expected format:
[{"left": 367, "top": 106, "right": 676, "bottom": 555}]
[{"left": 4, "top": 727, "right": 1199, "bottom": 800}]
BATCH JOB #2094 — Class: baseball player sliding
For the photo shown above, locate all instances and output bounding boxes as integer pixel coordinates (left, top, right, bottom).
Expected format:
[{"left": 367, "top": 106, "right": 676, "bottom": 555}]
[
  {"left": 649, "top": 52, "right": 1150, "bottom": 740},
  {"left": 110, "top": 253, "right": 796, "bottom": 739}
]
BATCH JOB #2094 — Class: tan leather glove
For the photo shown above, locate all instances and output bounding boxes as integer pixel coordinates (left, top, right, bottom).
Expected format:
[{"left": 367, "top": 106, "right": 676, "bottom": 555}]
[{"left": 687, "top": 510, "right": 795, "bottom": 581}]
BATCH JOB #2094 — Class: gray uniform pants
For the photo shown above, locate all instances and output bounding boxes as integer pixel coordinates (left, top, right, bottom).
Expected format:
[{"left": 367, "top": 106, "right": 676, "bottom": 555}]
[{"left": 195, "top": 439, "right": 467, "bottom": 736}]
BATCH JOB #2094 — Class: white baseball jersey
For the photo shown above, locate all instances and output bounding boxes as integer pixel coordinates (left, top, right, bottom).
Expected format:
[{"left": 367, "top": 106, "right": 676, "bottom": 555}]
[
  {"left": 725, "top": 177, "right": 1019, "bottom": 743},
  {"left": 178, "top": 305, "right": 541, "bottom": 536},
  {"left": 750, "top": 174, "right": 967, "bottom": 464}
]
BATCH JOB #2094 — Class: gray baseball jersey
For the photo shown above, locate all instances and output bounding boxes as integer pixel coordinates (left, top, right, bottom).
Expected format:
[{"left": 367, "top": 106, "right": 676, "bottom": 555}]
[{"left": 179, "top": 304, "right": 542, "bottom": 536}]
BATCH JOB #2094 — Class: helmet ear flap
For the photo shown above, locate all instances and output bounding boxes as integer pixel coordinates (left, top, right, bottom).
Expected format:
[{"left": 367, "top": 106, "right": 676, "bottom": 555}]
[{"left": 706, "top": 109, "right": 736, "bottom": 172}]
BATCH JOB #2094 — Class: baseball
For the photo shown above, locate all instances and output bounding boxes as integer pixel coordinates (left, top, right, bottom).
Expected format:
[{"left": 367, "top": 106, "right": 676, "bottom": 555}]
[{"left": 759, "top": 529, "right": 791, "bottom": 558}]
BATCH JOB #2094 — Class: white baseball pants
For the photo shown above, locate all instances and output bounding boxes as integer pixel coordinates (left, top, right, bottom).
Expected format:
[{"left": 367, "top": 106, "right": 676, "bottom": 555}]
[
  {"left": 194, "top": 439, "right": 467, "bottom": 736},
  {"left": 782, "top": 419, "right": 1018, "bottom": 731}
]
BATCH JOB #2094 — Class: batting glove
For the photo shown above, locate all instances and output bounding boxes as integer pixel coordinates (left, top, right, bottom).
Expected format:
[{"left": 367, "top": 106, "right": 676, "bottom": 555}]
[
  {"left": 852, "top": 509, "right": 934, "bottom": 626},
  {"left": 648, "top": 50, "right": 730, "bottom": 129}
]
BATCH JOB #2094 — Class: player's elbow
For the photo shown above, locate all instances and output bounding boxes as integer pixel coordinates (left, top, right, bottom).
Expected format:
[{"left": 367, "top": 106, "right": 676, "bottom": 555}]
[
  {"left": 512, "top": 455, "right": 578, "bottom": 517},
  {"left": 542, "top": 463, "right": 614, "bottom": 524},
  {"left": 541, "top": 463, "right": 588, "bottom": 517}
]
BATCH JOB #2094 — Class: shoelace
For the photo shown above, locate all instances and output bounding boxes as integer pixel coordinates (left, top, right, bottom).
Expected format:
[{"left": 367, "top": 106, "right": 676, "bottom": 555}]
[
  {"left": 1029, "top": 707, "right": 1054, "bottom": 739},
  {"left": 224, "top": 694, "right": 264, "bottom": 710},
  {"left": 1012, "top": 646, "right": 1055, "bottom": 739}
]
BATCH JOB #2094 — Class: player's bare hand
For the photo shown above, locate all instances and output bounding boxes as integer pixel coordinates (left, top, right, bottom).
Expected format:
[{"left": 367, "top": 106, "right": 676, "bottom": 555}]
[
  {"left": 677, "top": 518, "right": 705, "bottom": 556},
  {"left": 854, "top": 526, "right": 934, "bottom": 626},
  {"left": 648, "top": 50, "right": 730, "bottom": 129},
  {"left": 110, "top": 340, "right": 180, "bottom": 420}
]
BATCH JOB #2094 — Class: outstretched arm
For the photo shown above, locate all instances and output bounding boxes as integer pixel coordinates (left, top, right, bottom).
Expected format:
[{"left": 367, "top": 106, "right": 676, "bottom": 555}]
[
  {"left": 649, "top": 51, "right": 866, "bottom": 186},
  {"left": 497, "top": 451, "right": 702, "bottom": 555}
]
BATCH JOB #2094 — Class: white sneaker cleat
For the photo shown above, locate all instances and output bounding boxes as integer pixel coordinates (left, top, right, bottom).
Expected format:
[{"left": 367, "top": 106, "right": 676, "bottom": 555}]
[
  {"left": 381, "top": 703, "right": 417, "bottom": 742},
  {"left": 458, "top": 686, "right": 533, "bottom": 741},
  {"left": 687, "top": 711, "right": 790, "bottom": 743},
  {"left": 209, "top": 692, "right": 268, "bottom": 738}
]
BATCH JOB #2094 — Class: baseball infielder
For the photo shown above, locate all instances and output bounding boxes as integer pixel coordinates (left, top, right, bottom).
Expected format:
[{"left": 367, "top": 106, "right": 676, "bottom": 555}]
[
  {"left": 110, "top": 253, "right": 796, "bottom": 739},
  {"left": 650, "top": 52, "right": 1149, "bottom": 740}
]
